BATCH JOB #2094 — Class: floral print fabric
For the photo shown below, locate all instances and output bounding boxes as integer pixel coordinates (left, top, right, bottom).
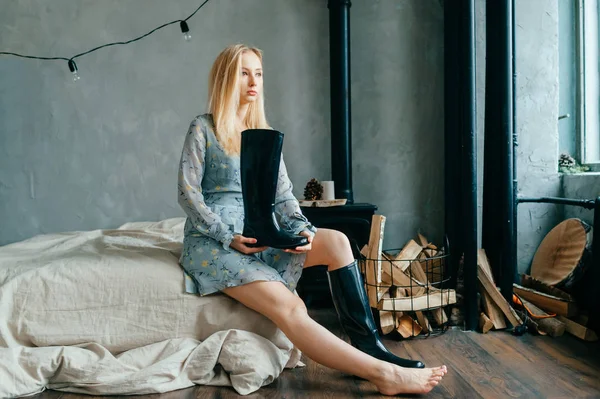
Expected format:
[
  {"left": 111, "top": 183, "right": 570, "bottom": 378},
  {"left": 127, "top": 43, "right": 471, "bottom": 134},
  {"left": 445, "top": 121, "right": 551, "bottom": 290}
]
[{"left": 177, "top": 114, "right": 317, "bottom": 295}]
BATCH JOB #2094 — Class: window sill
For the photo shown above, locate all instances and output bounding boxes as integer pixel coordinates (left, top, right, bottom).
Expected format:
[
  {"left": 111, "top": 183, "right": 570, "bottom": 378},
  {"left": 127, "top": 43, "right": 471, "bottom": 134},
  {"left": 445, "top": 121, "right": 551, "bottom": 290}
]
[
  {"left": 584, "top": 164, "right": 600, "bottom": 173},
  {"left": 561, "top": 171, "right": 600, "bottom": 176}
]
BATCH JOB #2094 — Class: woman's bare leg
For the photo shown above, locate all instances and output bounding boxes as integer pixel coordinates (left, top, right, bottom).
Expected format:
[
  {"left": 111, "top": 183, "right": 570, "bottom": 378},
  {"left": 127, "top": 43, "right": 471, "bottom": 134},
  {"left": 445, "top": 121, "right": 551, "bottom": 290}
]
[
  {"left": 296, "top": 228, "right": 447, "bottom": 392},
  {"left": 223, "top": 281, "right": 446, "bottom": 395},
  {"left": 301, "top": 228, "right": 355, "bottom": 271}
]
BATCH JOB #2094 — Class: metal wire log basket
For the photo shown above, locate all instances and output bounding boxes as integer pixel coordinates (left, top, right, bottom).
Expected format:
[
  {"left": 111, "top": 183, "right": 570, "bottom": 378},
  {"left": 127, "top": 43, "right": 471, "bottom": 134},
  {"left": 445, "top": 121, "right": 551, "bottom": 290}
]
[{"left": 358, "top": 238, "right": 453, "bottom": 339}]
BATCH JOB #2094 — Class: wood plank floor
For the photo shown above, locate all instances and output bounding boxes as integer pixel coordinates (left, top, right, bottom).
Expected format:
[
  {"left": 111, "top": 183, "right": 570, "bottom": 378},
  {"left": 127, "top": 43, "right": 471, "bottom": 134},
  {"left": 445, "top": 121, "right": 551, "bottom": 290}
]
[{"left": 32, "top": 309, "right": 600, "bottom": 398}]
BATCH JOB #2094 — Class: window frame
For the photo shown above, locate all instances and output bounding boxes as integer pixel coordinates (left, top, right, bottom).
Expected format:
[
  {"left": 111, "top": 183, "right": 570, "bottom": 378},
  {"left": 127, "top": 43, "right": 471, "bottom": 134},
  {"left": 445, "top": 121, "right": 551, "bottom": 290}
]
[{"left": 577, "top": 0, "right": 600, "bottom": 170}]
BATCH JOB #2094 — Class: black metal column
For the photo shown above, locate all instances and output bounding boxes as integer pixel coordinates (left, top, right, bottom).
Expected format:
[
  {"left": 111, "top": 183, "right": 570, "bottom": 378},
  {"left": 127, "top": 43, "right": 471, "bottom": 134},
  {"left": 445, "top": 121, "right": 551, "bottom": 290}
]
[
  {"left": 444, "top": 0, "right": 462, "bottom": 291},
  {"left": 590, "top": 197, "right": 600, "bottom": 332},
  {"left": 328, "top": 0, "right": 354, "bottom": 204},
  {"left": 445, "top": 0, "right": 478, "bottom": 331},
  {"left": 482, "top": 0, "right": 516, "bottom": 303},
  {"left": 460, "top": 0, "right": 479, "bottom": 332},
  {"left": 447, "top": 0, "right": 479, "bottom": 332},
  {"left": 511, "top": 0, "right": 519, "bottom": 307}
]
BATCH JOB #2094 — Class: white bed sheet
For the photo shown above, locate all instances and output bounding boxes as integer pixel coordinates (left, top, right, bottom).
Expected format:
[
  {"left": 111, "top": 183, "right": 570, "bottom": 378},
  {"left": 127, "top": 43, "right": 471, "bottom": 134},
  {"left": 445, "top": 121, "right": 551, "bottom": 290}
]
[{"left": 0, "top": 218, "right": 301, "bottom": 397}]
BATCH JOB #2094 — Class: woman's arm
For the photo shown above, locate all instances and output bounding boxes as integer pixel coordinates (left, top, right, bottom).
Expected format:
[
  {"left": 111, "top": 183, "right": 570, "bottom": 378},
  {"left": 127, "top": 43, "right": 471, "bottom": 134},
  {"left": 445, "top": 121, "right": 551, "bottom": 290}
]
[
  {"left": 177, "top": 117, "right": 235, "bottom": 250},
  {"left": 273, "top": 156, "right": 317, "bottom": 237}
]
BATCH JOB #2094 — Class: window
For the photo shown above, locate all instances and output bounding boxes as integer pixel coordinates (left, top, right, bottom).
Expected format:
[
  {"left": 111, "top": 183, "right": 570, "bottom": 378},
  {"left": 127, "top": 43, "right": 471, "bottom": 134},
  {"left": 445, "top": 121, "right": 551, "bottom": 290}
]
[{"left": 559, "top": 0, "right": 600, "bottom": 170}]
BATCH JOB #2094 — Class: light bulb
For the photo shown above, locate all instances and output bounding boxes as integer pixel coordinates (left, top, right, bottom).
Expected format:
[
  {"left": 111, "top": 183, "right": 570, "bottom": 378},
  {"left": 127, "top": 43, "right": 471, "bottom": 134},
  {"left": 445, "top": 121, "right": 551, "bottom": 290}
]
[
  {"left": 180, "top": 21, "right": 192, "bottom": 42},
  {"left": 68, "top": 59, "right": 80, "bottom": 81}
]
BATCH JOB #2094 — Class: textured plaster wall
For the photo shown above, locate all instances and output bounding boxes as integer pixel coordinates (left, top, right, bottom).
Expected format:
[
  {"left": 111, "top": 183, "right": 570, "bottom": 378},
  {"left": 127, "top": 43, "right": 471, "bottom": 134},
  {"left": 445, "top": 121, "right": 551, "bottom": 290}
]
[
  {"left": 350, "top": 1, "right": 445, "bottom": 248},
  {"left": 0, "top": 0, "right": 331, "bottom": 245},
  {"left": 513, "top": 0, "right": 562, "bottom": 274},
  {"left": 475, "top": 0, "right": 562, "bottom": 274}
]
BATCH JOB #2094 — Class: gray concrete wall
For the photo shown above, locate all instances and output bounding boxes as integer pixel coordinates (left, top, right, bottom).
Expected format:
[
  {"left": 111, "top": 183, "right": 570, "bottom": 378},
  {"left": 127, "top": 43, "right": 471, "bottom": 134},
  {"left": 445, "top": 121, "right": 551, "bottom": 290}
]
[
  {"left": 350, "top": 1, "right": 445, "bottom": 248},
  {"left": 0, "top": 0, "right": 448, "bottom": 249},
  {"left": 0, "top": 0, "right": 565, "bottom": 275},
  {"left": 0, "top": 0, "right": 332, "bottom": 245}
]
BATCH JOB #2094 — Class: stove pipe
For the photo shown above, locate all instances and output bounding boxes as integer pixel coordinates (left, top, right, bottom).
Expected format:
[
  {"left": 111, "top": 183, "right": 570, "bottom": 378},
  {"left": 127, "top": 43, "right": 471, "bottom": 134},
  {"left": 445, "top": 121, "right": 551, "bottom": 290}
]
[{"left": 328, "top": 0, "right": 353, "bottom": 204}]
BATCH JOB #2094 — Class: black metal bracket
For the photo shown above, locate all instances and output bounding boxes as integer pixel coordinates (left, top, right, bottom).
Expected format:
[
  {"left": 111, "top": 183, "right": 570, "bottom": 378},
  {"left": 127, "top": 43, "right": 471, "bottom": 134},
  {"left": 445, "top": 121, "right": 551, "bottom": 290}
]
[{"left": 517, "top": 196, "right": 595, "bottom": 209}]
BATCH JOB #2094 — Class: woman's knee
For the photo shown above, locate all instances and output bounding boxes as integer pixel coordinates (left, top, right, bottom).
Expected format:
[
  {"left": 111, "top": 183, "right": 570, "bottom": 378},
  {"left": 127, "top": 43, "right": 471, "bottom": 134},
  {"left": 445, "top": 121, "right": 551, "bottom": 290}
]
[
  {"left": 307, "top": 228, "right": 353, "bottom": 267},
  {"left": 321, "top": 229, "right": 352, "bottom": 256},
  {"left": 223, "top": 281, "right": 309, "bottom": 327},
  {"left": 271, "top": 295, "right": 308, "bottom": 326},
  {"left": 333, "top": 229, "right": 351, "bottom": 249}
]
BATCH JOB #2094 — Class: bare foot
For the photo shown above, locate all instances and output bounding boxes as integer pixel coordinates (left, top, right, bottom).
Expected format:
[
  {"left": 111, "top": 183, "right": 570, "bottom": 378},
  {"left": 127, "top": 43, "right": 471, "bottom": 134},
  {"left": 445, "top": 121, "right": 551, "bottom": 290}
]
[{"left": 373, "top": 364, "right": 448, "bottom": 396}]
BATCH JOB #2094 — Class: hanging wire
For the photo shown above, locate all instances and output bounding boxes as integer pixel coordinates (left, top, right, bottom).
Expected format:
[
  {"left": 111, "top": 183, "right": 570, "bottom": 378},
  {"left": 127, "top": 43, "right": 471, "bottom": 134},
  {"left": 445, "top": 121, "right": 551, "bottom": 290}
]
[
  {"left": 0, "top": 53, "right": 69, "bottom": 61},
  {"left": 0, "top": 0, "right": 211, "bottom": 65}
]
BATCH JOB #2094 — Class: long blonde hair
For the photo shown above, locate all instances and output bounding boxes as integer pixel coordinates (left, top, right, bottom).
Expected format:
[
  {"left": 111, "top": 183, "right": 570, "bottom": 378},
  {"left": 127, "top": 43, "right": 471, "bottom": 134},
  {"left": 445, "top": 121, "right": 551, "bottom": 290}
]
[{"left": 208, "top": 44, "right": 270, "bottom": 155}]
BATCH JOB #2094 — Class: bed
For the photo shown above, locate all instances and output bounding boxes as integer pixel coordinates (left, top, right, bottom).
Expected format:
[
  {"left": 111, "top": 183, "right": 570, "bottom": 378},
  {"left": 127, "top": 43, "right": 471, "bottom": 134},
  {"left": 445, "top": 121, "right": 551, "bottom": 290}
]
[{"left": 0, "top": 218, "right": 302, "bottom": 398}]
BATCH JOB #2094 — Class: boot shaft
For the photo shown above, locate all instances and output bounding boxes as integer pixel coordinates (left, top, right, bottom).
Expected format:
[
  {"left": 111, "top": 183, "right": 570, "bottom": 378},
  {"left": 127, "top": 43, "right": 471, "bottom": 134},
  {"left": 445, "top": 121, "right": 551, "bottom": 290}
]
[
  {"left": 328, "top": 261, "right": 379, "bottom": 333},
  {"left": 328, "top": 261, "right": 426, "bottom": 368},
  {"left": 241, "top": 129, "right": 284, "bottom": 218}
]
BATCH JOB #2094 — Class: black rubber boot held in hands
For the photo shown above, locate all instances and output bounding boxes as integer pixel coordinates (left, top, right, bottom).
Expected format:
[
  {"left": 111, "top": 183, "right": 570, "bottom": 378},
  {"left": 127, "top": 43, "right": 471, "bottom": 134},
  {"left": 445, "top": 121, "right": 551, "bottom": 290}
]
[
  {"left": 240, "top": 129, "right": 309, "bottom": 249},
  {"left": 327, "top": 260, "right": 425, "bottom": 369}
]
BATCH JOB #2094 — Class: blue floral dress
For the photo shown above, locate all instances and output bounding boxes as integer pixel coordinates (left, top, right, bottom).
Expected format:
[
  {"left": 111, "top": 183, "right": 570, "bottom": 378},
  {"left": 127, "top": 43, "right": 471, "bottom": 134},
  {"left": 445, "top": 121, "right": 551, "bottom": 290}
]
[{"left": 178, "top": 114, "right": 317, "bottom": 296}]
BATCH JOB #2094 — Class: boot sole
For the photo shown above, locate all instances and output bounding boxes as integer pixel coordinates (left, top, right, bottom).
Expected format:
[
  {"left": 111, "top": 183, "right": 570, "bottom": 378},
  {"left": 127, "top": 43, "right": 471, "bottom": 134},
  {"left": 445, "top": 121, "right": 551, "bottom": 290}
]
[{"left": 246, "top": 241, "right": 308, "bottom": 250}]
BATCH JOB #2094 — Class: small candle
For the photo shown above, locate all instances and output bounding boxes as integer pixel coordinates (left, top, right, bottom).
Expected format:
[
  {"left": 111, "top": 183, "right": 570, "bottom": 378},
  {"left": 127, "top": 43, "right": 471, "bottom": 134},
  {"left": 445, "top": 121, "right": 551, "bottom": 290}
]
[{"left": 321, "top": 180, "right": 335, "bottom": 200}]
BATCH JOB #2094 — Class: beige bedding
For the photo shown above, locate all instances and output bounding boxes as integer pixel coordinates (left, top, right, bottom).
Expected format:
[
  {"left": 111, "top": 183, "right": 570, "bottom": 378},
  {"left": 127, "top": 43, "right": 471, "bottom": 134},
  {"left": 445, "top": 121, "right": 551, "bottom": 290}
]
[{"left": 0, "top": 218, "right": 302, "bottom": 398}]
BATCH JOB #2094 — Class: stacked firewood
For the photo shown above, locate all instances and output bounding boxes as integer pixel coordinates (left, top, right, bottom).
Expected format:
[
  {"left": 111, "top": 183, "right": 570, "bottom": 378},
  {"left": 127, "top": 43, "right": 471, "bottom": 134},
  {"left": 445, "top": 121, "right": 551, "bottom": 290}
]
[
  {"left": 476, "top": 249, "right": 522, "bottom": 333},
  {"left": 359, "top": 215, "right": 456, "bottom": 338},
  {"left": 478, "top": 249, "right": 597, "bottom": 341}
]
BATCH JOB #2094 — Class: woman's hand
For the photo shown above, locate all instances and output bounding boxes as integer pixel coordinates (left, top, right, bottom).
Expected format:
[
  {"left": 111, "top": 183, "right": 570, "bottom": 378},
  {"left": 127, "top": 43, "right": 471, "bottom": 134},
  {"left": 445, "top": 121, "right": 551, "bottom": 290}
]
[
  {"left": 284, "top": 230, "right": 313, "bottom": 254},
  {"left": 230, "top": 235, "right": 268, "bottom": 254}
]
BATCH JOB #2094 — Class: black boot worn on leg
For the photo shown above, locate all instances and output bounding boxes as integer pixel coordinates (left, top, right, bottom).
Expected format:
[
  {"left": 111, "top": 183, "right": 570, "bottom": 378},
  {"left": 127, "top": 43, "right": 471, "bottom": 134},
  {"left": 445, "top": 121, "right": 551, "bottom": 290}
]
[
  {"left": 327, "top": 260, "right": 425, "bottom": 369},
  {"left": 240, "top": 129, "right": 309, "bottom": 250}
]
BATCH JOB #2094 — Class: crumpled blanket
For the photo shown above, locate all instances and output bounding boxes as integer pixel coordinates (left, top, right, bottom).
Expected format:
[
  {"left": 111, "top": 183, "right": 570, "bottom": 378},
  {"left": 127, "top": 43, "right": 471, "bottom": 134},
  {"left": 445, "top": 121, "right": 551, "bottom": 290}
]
[{"left": 0, "top": 218, "right": 302, "bottom": 398}]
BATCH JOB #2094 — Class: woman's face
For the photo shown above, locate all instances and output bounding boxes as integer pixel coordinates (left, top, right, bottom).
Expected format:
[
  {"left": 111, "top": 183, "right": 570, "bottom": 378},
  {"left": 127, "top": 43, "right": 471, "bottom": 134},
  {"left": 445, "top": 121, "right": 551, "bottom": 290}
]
[{"left": 239, "top": 51, "right": 263, "bottom": 105}]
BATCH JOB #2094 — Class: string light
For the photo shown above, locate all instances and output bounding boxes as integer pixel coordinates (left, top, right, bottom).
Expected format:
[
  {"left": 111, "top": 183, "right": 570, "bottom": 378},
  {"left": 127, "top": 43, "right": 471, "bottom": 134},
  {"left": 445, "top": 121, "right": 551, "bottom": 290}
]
[
  {"left": 68, "top": 59, "right": 80, "bottom": 81},
  {"left": 0, "top": 0, "right": 210, "bottom": 79},
  {"left": 180, "top": 21, "right": 192, "bottom": 42}
]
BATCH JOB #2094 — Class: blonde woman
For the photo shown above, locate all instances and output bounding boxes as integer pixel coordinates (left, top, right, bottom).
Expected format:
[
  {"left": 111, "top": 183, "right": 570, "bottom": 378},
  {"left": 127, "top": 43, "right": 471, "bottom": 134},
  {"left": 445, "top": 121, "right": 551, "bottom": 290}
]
[{"left": 177, "top": 44, "right": 447, "bottom": 395}]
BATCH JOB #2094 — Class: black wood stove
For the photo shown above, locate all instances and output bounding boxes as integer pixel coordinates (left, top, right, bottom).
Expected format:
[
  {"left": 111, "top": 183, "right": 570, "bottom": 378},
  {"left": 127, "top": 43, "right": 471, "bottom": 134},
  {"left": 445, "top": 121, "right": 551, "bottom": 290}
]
[{"left": 296, "top": 203, "right": 377, "bottom": 308}]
